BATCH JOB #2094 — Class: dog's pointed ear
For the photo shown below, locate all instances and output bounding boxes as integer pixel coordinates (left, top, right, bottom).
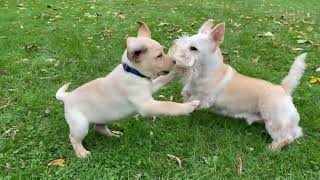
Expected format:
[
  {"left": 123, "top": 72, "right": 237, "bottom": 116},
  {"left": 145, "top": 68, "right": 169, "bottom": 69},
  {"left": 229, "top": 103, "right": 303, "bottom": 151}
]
[
  {"left": 198, "top": 19, "right": 214, "bottom": 34},
  {"left": 210, "top": 22, "right": 225, "bottom": 44},
  {"left": 126, "top": 37, "right": 148, "bottom": 62},
  {"left": 137, "top": 21, "right": 151, "bottom": 38}
]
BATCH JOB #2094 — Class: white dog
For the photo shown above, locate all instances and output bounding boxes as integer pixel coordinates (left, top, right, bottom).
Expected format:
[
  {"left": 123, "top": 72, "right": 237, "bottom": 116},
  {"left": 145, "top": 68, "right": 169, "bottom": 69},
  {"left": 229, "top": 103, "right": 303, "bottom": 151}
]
[
  {"left": 159, "top": 19, "right": 307, "bottom": 150},
  {"left": 56, "top": 21, "right": 200, "bottom": 158}
]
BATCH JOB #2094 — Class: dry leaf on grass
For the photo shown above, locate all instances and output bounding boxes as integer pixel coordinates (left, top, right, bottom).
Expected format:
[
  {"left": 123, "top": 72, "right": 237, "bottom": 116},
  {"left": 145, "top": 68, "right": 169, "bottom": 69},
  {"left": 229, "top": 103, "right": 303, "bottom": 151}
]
[
  {"left": 258, "top": 32, "right": 274, "bottom": 38},
  {"left": 292, "top": 47, "right": 303, "bottom": 51},
  {"left": 236, "top": 157, "right": 243, "bottom": 176},
  {"left": 47, "top": 159, "right": 65, "bottom": 167},
  {"left": 252, "top": 56, "right": 260, "bottom": 64},
  {"left": 308, "top": 76, "right": 320, "bottom": 84},
  {"left": 84, "top": 13, "right": 96, "bottom": 18},
  {"left": 167, "top": 154, "right": 182, "bottom": 168},
  {"left": 113, "top": 12, "right": 125, "bottom": 19},
  {"left": 159, "top": 21, "right": 169, "bottom": 26},
  {"left": 297, "top": 39, "right": 308, "bottom": 44}
]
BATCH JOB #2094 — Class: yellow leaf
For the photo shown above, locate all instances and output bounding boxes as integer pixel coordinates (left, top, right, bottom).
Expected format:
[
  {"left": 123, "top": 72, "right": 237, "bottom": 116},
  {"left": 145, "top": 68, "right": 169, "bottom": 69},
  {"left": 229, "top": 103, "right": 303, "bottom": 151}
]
[
  {"left": 167, "top": 154, "right": 182, "bottom": 168},
  {"left": 47, "top": 159, "right": 65, "bottom": 167},
  {"left": 309, "top": 77, "right": 318, "bottom": 84}
]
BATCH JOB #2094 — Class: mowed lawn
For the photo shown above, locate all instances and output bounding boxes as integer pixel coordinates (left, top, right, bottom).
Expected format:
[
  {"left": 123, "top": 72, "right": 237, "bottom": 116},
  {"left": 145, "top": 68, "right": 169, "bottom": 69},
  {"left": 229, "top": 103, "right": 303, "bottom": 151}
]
[{"left": 1, "top": 0, "right": 320, "bottom": 178}]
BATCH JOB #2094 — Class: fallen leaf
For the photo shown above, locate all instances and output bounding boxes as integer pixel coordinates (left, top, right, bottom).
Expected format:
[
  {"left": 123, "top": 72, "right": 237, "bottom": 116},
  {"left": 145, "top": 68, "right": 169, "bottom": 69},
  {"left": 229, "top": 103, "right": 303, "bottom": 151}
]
[
  {"left": 297, "top": 39, "right": 308, "bottom": 44},
  {"left": 309, "top": 76, "right": 320, "bottom": 84},
  {"left": 167, "top": 154, "right": 182, "bottom": 168},
  {"left": 113, "top": 12, "right": 125, "bottom": 19},
  {"left": 25, "top": 44, "right": 38, "bottom": 52},
  {"left": 84, "top": 13, "right": 96, "bottom": 18},
  {"left": 47, "top": 159, "right": 65, "bottom": 167},
  {"left": 252, "top": 56, "right": 260, "bottom": 64},
  {"left": 258, "top": 32, "right": 274, "bottom": 38},
  {"left": 46, "top": 58, "right": 56, "bottom": 63},
  {"left": 236, "top": 157, "right": 243, "bottom": 176},
  {"left": 292, "top": 47, "right": 303, "bottom": 51},
  {"left": 118, "top": 14, "right": 125, "bottom": 19},
  {"left": 159, "top": 21, "right": 169, "bottom": 26}
]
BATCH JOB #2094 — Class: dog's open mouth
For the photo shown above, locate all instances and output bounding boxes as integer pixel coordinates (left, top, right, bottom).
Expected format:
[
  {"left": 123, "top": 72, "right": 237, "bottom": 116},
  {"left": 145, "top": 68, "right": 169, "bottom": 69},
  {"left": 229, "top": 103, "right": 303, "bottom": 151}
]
[{"left": 157, "top": 71, "right": 170, "bottom": 76}]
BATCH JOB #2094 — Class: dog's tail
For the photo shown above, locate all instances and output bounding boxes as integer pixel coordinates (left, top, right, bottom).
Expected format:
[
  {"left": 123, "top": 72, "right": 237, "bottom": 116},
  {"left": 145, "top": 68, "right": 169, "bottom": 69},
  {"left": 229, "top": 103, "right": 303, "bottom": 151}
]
[
  {"left": 56, "top": 82, "right": 71, "bottom": 101},
  {"left": 281, "top": 53, "right": 307, "bottom": 95}
]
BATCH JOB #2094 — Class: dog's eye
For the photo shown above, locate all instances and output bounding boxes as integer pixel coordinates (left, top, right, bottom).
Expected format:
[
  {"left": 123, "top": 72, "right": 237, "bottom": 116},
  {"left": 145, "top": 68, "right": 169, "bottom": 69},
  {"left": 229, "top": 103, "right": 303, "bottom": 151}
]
[
  {"left": 190, "top": 46, "right": 198, "bottom": 51},
  {"left": 157, "top": 53, "right": 163, "bottom": 58}
]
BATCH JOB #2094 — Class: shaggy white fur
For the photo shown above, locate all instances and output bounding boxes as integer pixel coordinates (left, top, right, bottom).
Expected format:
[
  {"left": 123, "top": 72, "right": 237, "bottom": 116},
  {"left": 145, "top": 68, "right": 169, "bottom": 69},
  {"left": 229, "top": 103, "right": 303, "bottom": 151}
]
[{"left": 164, "top": 20, "right": 307, "bottom": 150}]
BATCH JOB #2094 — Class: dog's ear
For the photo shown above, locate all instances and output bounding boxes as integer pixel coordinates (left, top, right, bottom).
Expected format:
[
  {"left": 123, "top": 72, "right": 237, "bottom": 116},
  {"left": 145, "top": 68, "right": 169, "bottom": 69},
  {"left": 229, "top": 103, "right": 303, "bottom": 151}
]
[
  {"left": 137, "top": 21, "right": 151, "bottom": 38},
  {"left": 210, "top": 23, "right": 225, "bottom": 44},
  {"left": 198, "top": 19, "right": 214, "bottom": 34},
  {"left": 126, "top": 37, "right": 148, "bottom": 62}
]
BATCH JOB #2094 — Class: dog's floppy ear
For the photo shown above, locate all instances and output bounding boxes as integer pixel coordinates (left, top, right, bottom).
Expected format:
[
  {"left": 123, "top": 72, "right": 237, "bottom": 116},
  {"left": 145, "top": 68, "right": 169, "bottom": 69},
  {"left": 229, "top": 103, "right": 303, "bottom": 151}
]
[
  {"left": 198, "top": 19, "right": 214, "bottom": 34},
  {"left": 210, "top": 22, "right": 225, "bottom": 44},
  {"left": 126, "top": 37, "right": 148, "bottom": 62},
  {"left": 137, "top": 21, "right": 151, "bottom": 38}
]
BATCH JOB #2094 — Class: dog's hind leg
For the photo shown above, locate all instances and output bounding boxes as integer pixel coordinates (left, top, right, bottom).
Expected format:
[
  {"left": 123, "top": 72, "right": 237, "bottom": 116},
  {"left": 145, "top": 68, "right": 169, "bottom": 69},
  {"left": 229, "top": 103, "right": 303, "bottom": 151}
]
[
  {"left": 95, "top": 124, "right": 123, "bottom": 137},
  {"left": 262, "top": 101, "right": 301, "bottom": 151},
  {"left": 66, "top": 111, "right": 91, "bottom": 158}
]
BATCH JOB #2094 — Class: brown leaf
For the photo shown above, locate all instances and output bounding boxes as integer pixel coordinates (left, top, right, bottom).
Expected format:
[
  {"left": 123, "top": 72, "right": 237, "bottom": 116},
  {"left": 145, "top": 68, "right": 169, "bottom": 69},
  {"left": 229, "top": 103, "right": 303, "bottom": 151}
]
[
  {"left": 167, "top": 154, "right": 182, "bottom": 168},
  {"left": 252, "top": 56, "right": 260, "bottom": 64},
  {"left": 236, "top": 157, "right": 243, "bottom": 176},
  {"left": 47, "top": 159, "right": 65, "bottom": 167},
  {"left": 292, "top": 47, "right": 303, "bottom": 51}
]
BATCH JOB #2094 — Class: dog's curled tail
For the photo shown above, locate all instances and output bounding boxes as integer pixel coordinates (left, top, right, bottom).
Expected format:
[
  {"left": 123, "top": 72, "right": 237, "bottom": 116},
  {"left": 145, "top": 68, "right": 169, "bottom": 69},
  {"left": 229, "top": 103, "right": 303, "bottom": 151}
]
[
  {"left": 56, "top": 82, "right": 71, "bottom": 101},
  {"left": 281, "top": 53, "right": 307, "bottom": 95}
]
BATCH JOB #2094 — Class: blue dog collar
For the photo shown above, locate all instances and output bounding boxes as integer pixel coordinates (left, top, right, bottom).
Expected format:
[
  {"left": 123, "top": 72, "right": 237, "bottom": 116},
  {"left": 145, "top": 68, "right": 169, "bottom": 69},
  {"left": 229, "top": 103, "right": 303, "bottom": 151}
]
[{"left": 122, "top": 63, "right": 150, "bottom": 80}]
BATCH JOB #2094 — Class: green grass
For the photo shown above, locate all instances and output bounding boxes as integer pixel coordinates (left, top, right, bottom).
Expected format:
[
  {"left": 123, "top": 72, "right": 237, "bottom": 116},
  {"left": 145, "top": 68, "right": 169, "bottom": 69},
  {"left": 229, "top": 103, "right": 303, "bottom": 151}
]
[{"left": 1, "top": 0, "right": 320, "bottom": 178}]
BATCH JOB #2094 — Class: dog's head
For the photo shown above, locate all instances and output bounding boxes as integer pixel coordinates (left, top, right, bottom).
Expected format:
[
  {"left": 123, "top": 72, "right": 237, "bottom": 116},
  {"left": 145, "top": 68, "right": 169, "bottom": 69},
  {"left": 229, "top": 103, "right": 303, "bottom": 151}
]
[
  {"left": 123, "top": 21, "right": 175, "bottom": 79},
  {"left": 168, "top": 19, "right": 225, "bottom": 68}
]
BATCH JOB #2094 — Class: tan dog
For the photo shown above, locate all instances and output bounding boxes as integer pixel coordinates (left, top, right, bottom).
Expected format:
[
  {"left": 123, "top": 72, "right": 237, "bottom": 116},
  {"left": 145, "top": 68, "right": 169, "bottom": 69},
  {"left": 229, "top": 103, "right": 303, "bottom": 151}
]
[
  {"left": 56, "top": 22, "right": 200, "bottom": 158},
  {"left": 160, "top": 19, "right": 307, "bottom": 150}
]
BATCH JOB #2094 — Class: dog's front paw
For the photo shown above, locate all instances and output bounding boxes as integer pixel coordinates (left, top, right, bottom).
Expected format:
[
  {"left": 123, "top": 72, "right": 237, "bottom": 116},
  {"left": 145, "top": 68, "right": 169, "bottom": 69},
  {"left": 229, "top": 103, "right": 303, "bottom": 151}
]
[
  {"left": 76, "top": 149, "right": 91, "bottom": 158},
  {"left": 184, "top": 100, "right": 200, "bottom": 114}
]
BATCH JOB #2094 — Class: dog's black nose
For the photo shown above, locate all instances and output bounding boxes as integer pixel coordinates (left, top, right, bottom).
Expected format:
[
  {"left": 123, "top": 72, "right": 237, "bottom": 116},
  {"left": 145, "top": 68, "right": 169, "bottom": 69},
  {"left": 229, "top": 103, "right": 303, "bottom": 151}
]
[{"left": 172, "top": 60, "right": 176, "bottom": 64}]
